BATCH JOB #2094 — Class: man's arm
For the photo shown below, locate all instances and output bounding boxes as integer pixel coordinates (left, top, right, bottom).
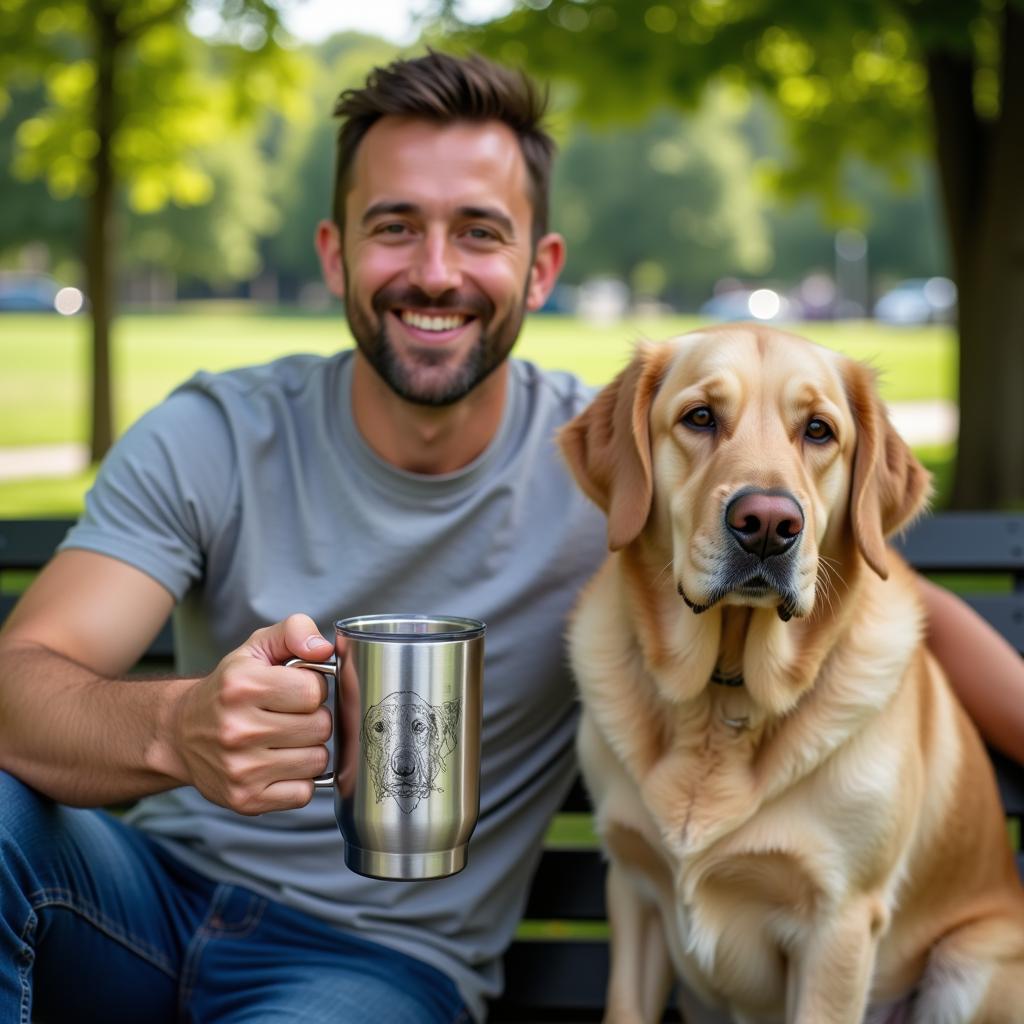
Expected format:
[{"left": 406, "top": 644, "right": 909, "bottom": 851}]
[
  {"left": 0, "top": 549, "right": 334, "bottom": 812},
  {"left": 919, "top": 576, "right": 1024, "bottom": 764}
]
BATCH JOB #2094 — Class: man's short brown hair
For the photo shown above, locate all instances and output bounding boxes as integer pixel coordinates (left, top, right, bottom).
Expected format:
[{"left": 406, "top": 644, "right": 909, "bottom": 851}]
[{"left": 332, "top": 50, "right": 555, "bottom": 245}]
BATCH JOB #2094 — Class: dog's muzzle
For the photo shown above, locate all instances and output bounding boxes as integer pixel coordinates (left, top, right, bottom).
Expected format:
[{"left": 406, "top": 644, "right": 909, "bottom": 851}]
[{"left": 680, "top": 488, "right": 806, "bottom": 620}]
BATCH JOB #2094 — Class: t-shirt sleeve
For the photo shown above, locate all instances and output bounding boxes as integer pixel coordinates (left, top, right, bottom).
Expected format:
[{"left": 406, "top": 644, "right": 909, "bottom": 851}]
[{"left": 58, "top": 388, "right": 237, "bottom": 601}]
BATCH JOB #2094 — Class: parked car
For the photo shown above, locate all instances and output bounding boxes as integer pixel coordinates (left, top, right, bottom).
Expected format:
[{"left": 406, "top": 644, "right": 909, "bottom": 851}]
[
  {"left": 0, "top": 273, "right": 84, "bottom": 315},
  {"left": 0, "top": 273, "right": 59, "bottom": 311},
  {"left": 873, "top": 277, "right": 957, "bottom": 325}
]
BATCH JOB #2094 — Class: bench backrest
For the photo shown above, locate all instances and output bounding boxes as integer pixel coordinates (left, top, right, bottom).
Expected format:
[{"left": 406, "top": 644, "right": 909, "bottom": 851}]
[{"left": 2, "top": 513, "right": 1023, "bottom": 1018}]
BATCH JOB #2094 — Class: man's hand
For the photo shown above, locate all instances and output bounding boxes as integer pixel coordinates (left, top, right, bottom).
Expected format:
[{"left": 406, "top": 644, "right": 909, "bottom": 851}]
[{"left": 169, "top": 614, "right": 337, "bottom": 815}]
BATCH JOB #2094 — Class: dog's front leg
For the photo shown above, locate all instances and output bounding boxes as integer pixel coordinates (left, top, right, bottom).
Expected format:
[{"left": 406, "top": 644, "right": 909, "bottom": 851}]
[
  {"left": 786, "top": 899, "right": 883, "bottom": 1024},
  {"left": 604, "top": 859, "right": 675, "bottom": 1023}
]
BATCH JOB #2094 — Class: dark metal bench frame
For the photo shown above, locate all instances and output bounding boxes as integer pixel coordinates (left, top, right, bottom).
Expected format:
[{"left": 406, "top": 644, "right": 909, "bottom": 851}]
[{"left": 2, "top": 514, "right": 1023, "bottom": 1021}]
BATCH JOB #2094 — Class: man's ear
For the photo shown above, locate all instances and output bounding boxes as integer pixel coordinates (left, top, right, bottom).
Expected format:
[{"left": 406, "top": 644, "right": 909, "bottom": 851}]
[
  {"left": 315, "top": 219, "right": 347, "bottom": 300},
  {"left": 844, "top": 359, "right": 932, "bottom": 579},
  {"left": 558, "top": 343, "right": 671, "bottom": 551},
  {"left": 525, "top": 232, "right": 566, "bottom": 312}
]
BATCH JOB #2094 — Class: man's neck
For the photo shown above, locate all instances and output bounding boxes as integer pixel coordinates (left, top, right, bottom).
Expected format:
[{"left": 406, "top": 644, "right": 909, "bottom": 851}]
[{"left": 350, "top": 353, "right": 510, "bottom": 475}]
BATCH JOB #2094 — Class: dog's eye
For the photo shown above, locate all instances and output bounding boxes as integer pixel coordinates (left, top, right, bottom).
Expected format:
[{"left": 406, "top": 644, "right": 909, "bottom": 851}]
[
  {"left": 681, "top": 406, "right": 715, "bottom": 431},
  {"left": 805, "top": 418, "right": 834, "bottom": 443},
  {"left": 411, "top": 720, "right": 426, "bottom": 733},
  {"left": 373, "top": 722, "right": 385, "bottom": 733}
]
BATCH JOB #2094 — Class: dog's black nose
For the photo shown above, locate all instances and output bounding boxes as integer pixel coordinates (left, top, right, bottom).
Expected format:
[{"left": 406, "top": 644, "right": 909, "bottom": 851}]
[
  {"left": 391, "top": 751, "right": 417, "bottom": 778},
  {"left": 726, "top": 489, "right": 804, "bottom": 559}
]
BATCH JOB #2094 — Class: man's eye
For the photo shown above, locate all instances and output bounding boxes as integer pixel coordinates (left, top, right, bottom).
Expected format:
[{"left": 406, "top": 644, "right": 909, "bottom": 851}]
[
  {"left": 375, "top": 223, "right": 408, "bottom": 236},
  {"left": 465, "top": 227, "right": 498, "bottom": 241},
  {"left": 805, "top": 418, "right": 834, "bottom": 443},
  {"left": 681, "top": 406, "right": 715, "bottom": 431}
]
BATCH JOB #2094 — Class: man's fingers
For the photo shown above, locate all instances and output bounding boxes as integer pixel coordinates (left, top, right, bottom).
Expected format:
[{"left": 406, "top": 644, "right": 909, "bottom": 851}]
[
  {"left": 262, "top": 705, "right": 334, "bottom": 748},
  {"left": 263, "top": 665, "right": 332, "bottom": 713},
  {"left": 245, "top": 613, "right": 334, "bottom": 666},
  {"left": 257, "top": 779, "right": 320, "bottom": 814},
  {"left": 226, "top": 749, "right": 331, "bottom": 815},
  {"left": 219, "top": 662, "right": 330, "bottom": 713}
]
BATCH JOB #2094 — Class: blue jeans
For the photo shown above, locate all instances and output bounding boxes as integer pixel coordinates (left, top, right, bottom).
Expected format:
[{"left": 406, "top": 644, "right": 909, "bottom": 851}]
[{"left": 0, "top": 773, "right": 470, "bottom": 1023}]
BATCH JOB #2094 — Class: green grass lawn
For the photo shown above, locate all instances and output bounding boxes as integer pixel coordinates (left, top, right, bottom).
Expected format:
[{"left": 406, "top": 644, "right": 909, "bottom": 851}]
[{"left": 0, "top": 307, "right": 957, "bottom": 516}]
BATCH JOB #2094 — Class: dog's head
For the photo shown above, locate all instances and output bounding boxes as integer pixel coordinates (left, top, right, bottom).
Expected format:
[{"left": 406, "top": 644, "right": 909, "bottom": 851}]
[
  {"left": 361, "top": 691, "right": 461, "bottom": 813},
  {"left": 559, "top": 326, "right": 931, "bottom": 621}
]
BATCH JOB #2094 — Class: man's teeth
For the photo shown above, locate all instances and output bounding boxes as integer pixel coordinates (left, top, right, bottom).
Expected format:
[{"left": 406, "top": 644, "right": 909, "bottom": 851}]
[{"left": 400, "top": 311, "right": 466, "bottom": 332}]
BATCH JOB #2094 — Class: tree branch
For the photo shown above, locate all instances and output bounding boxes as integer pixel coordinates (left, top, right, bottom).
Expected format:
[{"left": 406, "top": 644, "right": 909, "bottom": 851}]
[{"left": 117, "top": 0, "right": 189, "bottom": 41}]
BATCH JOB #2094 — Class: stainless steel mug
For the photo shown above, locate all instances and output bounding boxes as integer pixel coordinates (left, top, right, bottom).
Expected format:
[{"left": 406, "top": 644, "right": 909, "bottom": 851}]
[{"left": 288, "top": 614, "right": 485, "bottom": 881}]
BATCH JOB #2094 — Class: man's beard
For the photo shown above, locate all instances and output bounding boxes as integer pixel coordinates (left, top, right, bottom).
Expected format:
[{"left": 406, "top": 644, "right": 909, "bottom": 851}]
[{"left": 343, "top": 274, "right": 528, "bottom": 407}]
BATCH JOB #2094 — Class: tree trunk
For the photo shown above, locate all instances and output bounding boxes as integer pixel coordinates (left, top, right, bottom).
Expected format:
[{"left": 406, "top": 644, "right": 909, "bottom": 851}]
[
  {"left": 85, "top": 3, "right": 119, "bottom": 464},
  {"left": 926, "top": 4, "right": 1024, "bottom": 509}
]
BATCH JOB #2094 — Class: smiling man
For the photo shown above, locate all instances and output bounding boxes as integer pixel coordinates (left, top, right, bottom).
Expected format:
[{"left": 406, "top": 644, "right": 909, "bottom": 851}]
[
  {"left": 0, "top": 52, "right": 599, "bottom": 1024},
  {"left": 1, "top": 49, "right": 1023, "bottom": 1024}
]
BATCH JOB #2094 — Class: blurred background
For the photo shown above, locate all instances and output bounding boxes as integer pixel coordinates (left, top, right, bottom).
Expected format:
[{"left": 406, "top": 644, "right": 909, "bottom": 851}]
[{"left": 1, "top": 0, "right": 1021, "bottom": 515}]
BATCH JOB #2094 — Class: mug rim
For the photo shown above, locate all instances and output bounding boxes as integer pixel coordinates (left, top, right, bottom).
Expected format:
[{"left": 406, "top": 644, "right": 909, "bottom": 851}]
[{"left": 334, "top": 614, "right": 486, "bottom": 642}]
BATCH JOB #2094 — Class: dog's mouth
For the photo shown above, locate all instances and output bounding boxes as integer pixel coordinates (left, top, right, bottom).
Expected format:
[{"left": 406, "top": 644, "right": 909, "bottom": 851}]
[
  {"left": 679, "top": 566, "right": 801, "bottom": 622},
  {"left": 388, "top": 780, "right": 427, "bottom": 796}
]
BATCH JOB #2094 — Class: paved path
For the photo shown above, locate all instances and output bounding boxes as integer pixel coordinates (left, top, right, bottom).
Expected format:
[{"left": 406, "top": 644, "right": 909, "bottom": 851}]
[{"left": 0, "top": 401, "right": 958, "bottom": 483}]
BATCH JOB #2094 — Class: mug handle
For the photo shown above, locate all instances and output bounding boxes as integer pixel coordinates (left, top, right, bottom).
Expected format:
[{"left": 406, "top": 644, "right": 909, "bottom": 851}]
[{"left": 286, "top": 657, "right": 337, "bottom": 790}]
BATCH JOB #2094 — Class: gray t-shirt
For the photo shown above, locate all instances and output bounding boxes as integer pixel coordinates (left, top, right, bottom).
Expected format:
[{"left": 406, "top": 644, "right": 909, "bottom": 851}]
[{"left": 60, "top": 349, "right": 606, "bottom": 1020}]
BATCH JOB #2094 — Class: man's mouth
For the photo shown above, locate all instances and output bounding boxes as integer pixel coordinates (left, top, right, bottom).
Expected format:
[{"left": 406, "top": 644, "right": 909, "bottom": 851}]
[{"left": 396, "top": 309, "right": 474, "bottom": 337}]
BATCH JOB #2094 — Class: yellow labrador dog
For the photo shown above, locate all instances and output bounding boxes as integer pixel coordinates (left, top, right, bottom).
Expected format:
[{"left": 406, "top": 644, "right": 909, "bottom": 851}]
[{"left": 559, "top": 326, "right": 1024, "bottom": 1023}]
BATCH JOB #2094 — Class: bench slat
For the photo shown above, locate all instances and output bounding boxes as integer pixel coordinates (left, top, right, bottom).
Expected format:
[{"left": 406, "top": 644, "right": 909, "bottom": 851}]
[
  {"left": 0, "top": 518, "right": 72, "bottom": 569},
  {"left": 496, "top": 940, "right": 609, "bottom": 1015},
  {"left": 522, "top": 848, "right": 606, "bottom": 920},
  {"left": 894, "top": 514, "right": 1024, "bottom": 573}
]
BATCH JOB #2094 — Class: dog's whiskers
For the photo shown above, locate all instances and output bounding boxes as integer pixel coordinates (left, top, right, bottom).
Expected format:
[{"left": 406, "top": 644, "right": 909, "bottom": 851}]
[
  {"left": 811, "top": 557, "right": 840, "bottom": 620},
  {"left": 653, "top": 558, "right": 676, "bottom": 587}
]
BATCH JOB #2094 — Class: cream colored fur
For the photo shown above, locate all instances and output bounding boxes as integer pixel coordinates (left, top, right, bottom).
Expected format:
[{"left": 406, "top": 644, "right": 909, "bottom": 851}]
[{"left": 560, "top": 326, "right": 1024, "bottom": 1024}]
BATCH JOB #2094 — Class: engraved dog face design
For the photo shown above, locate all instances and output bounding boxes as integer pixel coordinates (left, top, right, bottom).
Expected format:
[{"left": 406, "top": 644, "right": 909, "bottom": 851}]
[{"left": 361, "top": 692, "right": 461, "bottom": 814}]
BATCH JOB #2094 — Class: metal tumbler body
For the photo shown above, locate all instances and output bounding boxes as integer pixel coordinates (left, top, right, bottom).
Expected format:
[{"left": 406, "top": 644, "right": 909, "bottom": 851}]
[{"left": 329, "top": 615, "right": 484, "bottom": 880}]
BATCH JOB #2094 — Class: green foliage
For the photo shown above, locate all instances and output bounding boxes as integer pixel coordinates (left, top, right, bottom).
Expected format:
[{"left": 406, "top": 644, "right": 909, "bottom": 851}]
[
  {"left": 448, "top": 0, "right": 993, "bottom": 218},
  {"left": 263, "top": 32, "right": 401, "bottom": 286},
  {"left": 0, "top": 0, "right": 309, "bottom": 282},
  {"left": 552, "top": 95, "right": 771, "bottom": 302}
]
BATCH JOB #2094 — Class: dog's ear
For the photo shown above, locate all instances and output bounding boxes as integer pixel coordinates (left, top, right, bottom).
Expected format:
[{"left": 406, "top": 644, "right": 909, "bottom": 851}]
[
  {"left": 844, "top": 360, "right": 932, "bottom": 579},
  {"left": 558, "top": 343, "right": 671, "bottom": 550},
  {"left": 438, "top": 699, "right": 460, "bottom": 756}
]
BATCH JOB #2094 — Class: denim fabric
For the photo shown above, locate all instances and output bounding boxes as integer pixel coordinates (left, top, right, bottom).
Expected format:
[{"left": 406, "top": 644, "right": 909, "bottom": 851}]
[{"left": 0, "top": 773, "right": 470, "bottom": 1023}]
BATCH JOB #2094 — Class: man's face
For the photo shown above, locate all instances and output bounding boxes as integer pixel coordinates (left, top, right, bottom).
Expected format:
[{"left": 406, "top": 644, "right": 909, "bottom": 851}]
[{"left": 318, "top": 116, "right": 562, "bottom": 406}]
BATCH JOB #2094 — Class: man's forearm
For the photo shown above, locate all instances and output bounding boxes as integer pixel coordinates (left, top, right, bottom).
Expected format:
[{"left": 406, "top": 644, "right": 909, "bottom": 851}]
[
  {"left": 0, "top": 640, "right": 191, "bottom": 807},
  {"left": 919, "top": 577, "right": 1024, "bottom": 764}
]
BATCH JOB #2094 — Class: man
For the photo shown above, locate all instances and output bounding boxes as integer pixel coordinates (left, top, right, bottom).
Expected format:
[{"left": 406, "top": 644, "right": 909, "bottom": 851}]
[{"left": 0, "top": 50, "right": 1021, "bottom": 1024}]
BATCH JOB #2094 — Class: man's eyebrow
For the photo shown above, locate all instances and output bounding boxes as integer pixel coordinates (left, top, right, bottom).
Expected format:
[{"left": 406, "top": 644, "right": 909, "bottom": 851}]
[
  {"left": 457, "top": 206, "right": 516, "bottom": 237},
  {"left": 361, "top": 201, "right": 419, "bottom": 225}
]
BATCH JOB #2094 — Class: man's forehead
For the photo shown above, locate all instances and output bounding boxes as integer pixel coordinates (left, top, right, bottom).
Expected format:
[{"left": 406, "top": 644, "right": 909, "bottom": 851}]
[{"left": 347, "top": 115, "right": 531, "bottom": 216}]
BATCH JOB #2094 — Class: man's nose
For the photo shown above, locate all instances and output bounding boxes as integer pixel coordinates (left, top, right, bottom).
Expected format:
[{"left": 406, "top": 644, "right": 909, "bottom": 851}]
[{"left": 408, "top": 231, "right": 462, "bottom": 297}]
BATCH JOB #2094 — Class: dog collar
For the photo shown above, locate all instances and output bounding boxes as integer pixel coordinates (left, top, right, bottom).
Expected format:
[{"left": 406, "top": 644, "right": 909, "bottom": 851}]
[{"left": 710, "top": 668, "right": 745, "bottom": 688}]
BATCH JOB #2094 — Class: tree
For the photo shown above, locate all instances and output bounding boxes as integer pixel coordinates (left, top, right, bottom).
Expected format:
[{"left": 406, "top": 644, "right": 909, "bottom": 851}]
[
  {"left": 0, "top": 0, "right": 306, "bottom": 461},
  {"left": 552, "top": 99, "right": 771, "bottom": 305},
  {"left": 446, "top": 0, "right": 1024, "bottom": 509}
]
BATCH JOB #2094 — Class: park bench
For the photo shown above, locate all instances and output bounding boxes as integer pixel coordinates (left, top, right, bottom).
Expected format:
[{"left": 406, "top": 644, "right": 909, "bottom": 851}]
[{"left": 1, "top": 512, "right": 1023, "bottom": 1022}]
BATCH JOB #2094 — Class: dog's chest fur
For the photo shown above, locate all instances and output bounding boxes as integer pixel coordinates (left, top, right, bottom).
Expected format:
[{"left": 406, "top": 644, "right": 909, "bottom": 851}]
[{"left": 570, "top": 553, "right": 930, "bottom": 1012}]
